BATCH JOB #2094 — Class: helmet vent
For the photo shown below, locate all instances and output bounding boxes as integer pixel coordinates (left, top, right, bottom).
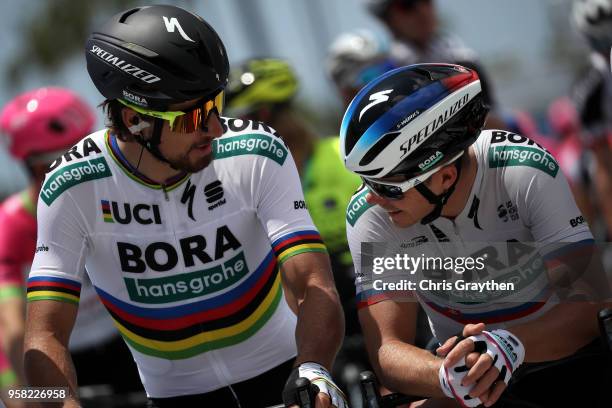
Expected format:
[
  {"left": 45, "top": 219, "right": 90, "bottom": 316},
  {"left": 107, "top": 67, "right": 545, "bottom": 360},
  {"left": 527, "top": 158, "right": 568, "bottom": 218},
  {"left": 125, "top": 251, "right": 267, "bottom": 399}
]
[
  {"left": 119, "top": 8, "right": 140, "bottom": 24},
  {"left": 355, "top": 168, "right": 383, "bottom": 176},
  {"left": 359, "top": 131, "right": 400, "bottom": 166}
]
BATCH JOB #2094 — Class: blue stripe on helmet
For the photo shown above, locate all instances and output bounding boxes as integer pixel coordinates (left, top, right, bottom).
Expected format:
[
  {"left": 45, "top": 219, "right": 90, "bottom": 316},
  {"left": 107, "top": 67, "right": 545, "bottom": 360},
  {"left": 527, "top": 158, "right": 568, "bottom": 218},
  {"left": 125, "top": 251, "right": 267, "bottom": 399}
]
[
  {"left": 340, "top": 66, "right": 408, "bottom": 142},
  {"left": 348, "top": 81, "right": 450, "bottom": 161}
]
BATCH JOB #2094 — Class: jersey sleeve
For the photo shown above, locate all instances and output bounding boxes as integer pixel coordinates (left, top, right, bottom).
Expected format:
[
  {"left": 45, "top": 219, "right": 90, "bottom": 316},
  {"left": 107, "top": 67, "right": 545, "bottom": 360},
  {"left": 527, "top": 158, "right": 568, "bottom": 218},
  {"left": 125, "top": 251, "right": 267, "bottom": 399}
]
[
  {"left": 27, "top": 190, "right": 88, "bottom": 305},
  {"left": 346, "top": 187, "right": 412, "bottom": 309},
  {"left": 504, "top": 155, "right": 593, "bottom": 252},
  {"left": 250, "top": 136, "right": 327, "bottom": 264}
]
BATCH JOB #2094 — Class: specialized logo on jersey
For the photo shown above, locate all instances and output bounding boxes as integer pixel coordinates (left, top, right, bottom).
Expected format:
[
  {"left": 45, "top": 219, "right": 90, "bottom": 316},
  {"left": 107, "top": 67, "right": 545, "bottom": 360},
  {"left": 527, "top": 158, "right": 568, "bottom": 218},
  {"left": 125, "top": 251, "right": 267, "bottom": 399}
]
[
  {"left": 100, "top": 200, "right": 162, "bottom": 225},
  {"left": 497, "top": 201, "right": 519, "bottom": 223},
  {"left": 346, "top": 187, "right": 373, "bottom": 227},
  {"left": 214, "top": 133, "right": 288, "bottom": 165},
  {"left": 181, "top": 179, "right": 197, "bottom": 221},
  {"left": 41, "top": 157, "right": 112, "bottom": 205},
  {"left": 467, "top": 195, "right": 483, "bottom": 230},
  {"left": 204, "top": 180, "right": 226, "bottom": 211}
]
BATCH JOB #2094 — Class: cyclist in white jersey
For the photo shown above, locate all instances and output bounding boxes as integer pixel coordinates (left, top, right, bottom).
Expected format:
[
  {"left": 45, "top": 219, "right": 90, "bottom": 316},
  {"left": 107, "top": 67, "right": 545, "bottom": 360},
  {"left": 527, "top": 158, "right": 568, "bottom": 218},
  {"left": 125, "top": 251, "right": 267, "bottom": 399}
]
[
  {"left": 23, "top": 5, "right": 346, "bottom": 408},
  {"left": 341, "top": 64, "right": 611, "bottom": 407}
]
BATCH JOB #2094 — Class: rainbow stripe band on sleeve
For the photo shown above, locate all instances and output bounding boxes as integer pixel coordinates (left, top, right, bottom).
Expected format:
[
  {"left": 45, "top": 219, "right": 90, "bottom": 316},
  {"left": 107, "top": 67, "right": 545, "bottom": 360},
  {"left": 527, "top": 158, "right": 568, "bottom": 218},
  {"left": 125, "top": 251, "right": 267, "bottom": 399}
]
[
  {"left": 272, "top": 230, "right": 327, "bottom": 264},
  {"left": 26, "top": 276, "right": 81, "bottom": 305}
]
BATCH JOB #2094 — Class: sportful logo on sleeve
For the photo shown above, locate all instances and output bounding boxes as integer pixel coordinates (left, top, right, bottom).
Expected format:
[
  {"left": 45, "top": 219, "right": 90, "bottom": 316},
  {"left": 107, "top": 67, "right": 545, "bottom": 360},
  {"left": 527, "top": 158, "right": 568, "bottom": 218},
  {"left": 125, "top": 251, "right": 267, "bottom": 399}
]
[
  {"left": 488, "top": 146, "right": 559, "bottom": 178},
  {"left": 214, "top": 134, "right": 288, "bottom": 165},
  {"left": 41, "top": 157, "right": 112, "bottom": 205}
]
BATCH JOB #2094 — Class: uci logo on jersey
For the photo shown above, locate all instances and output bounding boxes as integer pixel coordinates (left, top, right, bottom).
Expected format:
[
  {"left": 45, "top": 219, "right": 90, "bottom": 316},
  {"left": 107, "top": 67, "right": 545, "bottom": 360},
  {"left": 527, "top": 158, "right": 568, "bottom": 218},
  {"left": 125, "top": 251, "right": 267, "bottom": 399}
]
[{"left": 101, "top": 200, "right": 162, "bottom": 225}]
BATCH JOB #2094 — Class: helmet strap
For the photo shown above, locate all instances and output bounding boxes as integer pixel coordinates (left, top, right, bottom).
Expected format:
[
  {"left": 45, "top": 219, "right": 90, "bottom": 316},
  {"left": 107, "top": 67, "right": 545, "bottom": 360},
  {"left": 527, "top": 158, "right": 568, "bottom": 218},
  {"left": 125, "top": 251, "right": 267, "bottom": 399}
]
[
  {"left": 133, "top": 117, "right": 176, "bottom": 168},
  {"left": 416, "top": 160, "right": 462, "bottom": 225}
]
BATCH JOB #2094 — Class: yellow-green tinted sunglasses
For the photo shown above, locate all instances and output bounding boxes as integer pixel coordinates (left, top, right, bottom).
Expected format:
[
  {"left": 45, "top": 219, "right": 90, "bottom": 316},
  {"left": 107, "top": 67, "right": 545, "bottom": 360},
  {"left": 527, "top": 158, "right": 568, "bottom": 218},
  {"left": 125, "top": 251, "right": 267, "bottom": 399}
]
[{"left": 118, "top": 91, "right": 224, "bottom": 133}]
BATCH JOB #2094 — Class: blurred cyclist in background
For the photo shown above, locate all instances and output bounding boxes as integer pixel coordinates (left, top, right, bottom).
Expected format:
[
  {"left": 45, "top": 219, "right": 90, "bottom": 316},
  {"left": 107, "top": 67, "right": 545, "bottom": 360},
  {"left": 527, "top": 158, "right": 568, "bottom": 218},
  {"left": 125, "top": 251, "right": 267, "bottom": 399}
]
[
  {"left": 570, "top": 0, "right": 612, "bottom": 239},
  {"left": 547, "top": 97, "right": 595, "bottom": 227},
  {"left": 364, "top": 0, "right": 507, "bottom": 129},
  {"left": 226, "top": 57, "right": 363, "bottom": 405},
  {"left": 327, "top": 29, "right": 398, "bottom": 107},
  {"left": 0, "top": 87, "right": 142, "bottom": 406},
  {"left": 225, "top": 57, "right": 361, "bottom": 333}
]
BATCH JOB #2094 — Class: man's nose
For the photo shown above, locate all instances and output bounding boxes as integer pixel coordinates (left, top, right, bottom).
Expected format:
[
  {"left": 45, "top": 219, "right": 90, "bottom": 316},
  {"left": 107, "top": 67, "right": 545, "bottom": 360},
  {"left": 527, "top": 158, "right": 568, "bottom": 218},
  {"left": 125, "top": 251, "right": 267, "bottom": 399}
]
[
  {"left": 366, "top": 192, "right": 387, "bottom": 206},
  {"left": 202, "top": 110, "right": 224, "bottom": 139}
]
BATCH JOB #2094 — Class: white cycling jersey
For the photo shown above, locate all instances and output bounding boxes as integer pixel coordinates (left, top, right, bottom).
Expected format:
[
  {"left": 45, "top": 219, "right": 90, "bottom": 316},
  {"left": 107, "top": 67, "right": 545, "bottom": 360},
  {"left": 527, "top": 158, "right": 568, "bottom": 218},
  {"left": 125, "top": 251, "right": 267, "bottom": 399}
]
[
  {"left": 346, "top": 129, "right": 593, "bottom": 343},
  {"left": 28, "top": 118, "right": 327, "bottom": 397}
]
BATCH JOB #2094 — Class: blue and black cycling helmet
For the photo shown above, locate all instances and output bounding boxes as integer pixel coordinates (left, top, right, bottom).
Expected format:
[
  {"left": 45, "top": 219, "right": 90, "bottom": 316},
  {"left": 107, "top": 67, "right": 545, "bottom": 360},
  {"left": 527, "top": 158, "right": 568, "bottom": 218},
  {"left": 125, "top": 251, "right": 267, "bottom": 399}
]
[{"left": 340, "top": 64, "right": 488, "bottom": 222}]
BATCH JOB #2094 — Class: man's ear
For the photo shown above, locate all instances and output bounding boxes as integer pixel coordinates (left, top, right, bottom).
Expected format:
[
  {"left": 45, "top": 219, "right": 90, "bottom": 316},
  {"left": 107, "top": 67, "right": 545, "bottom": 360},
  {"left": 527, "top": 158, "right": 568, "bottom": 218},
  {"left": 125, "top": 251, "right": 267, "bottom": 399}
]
[
  {"left": 121, "top": 107, "right": 150, "bottom": 135},
  {"left": 432, "top": 162, "right": 458, "bottom": 190}
]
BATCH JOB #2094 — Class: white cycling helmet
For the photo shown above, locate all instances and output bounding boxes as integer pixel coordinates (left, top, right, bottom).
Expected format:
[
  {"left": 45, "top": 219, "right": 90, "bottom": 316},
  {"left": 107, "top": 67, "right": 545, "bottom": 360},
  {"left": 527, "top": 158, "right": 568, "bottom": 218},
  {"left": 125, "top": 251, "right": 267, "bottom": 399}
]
[
  {"left": 326, "top": 29, "right": 396, "bottom": 90},
  {"left": 572, "top": 0, "right": 612, "bottom": 53}
]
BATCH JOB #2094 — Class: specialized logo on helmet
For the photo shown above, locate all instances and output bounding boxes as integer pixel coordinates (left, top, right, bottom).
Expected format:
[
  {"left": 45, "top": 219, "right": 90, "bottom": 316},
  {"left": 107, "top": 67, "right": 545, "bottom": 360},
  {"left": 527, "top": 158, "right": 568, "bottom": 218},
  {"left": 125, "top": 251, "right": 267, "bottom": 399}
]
[
  {"left": 163, "top": 16, "right": 195, "bottom": 42},
  {"left": 399, "top": 93, "right": 470, "bottom": 158},
  {"left": 359, "top": 89, "right": 393, "bottom": 121},
  {"left": 90, "top": 45, "right": 161, "bottom": 84}
]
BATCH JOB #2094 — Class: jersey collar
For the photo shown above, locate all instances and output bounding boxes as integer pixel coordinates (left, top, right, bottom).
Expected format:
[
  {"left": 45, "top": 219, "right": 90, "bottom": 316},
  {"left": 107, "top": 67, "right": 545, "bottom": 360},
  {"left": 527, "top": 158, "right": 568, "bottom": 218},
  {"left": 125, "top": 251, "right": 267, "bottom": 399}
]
[{"left": 105, "top": 131, "right": 190, "bottom": 191}]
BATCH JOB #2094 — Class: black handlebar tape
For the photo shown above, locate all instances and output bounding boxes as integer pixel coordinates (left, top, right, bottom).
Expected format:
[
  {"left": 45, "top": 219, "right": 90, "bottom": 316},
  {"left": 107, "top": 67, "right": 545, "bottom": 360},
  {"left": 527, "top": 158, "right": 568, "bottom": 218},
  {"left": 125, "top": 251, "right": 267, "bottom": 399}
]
[
  {"left": 360, "top": 370, "right": 382, "bottom": 408},
  {"left": 598, "top": 308, "right": 612, "bottom": 354},
  {"left": 282, "top": 377, "right": 319, "bottom": 408}
]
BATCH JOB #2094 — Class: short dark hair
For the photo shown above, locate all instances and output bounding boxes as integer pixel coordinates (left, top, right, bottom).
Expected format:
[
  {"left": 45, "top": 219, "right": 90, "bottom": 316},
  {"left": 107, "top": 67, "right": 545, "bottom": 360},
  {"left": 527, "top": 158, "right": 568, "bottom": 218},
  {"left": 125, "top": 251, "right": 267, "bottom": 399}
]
[{"left": 99, "top": 99, "right": 135, "bottom": 142}]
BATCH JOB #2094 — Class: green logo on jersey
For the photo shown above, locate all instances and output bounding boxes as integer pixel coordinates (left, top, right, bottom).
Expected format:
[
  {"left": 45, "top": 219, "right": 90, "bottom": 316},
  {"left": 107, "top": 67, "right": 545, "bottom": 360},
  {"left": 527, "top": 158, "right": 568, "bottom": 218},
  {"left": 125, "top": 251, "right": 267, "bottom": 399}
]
[
  {"left": 346, "top": 188, "right": 373, "bottom": 227},
  {"left": 123, "top": 251, "right": 249, "bottom": 303},
  {"left": 41, "top": 157, "right": 112, "bottom": 205},
  {"left": 214, "top": 134, "right": 288, "bottom": 165},
  {"left": 488, "top": 146, "right": 559, "bottom": 178}
]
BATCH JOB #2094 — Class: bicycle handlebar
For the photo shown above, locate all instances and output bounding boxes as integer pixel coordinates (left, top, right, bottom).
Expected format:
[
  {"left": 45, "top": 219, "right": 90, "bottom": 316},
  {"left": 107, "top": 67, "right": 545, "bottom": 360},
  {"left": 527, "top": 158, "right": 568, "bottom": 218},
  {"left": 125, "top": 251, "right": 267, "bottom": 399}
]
[
  {"left": 359, "top": 371, "right": 424, "bottom": 408},
  {"left": 273, "top": 377, "right": 319, "bottom": 408}
]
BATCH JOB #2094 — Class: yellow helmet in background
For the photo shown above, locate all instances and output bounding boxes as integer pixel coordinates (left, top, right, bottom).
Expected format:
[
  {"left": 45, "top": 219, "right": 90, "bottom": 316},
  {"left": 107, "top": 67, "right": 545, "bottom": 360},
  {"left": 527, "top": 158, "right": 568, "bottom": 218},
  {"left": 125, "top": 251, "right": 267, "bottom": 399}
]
[{"left": 225, "top": 58, "right": 299, "bottom": 118}]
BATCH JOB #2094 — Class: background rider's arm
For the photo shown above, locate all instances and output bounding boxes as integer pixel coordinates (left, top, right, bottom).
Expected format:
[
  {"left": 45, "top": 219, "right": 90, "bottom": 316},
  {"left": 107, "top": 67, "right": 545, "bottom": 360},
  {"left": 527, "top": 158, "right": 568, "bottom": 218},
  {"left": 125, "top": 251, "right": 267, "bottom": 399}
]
[
  {"left": 0, "top": 295, "right": 25, "bottom": 383},
  {"left": 508, "top": 301, "right": 611, "bottom": 362},
  {"left": 24, "top": 299, "right": 80, "bottom": 408},
  {"left": 360, "top": 299, "right": 445, "bottom": 398},
  {"left": 281, "top": 251, "right": 344, "bottom": 369}
]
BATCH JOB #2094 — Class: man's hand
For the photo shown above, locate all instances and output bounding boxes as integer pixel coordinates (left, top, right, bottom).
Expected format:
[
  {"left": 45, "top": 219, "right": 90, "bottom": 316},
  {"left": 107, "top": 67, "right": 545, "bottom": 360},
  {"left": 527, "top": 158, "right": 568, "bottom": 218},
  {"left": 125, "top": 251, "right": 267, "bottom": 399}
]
[
  {"left": 284, "top": 362, "right": 347, "bottom": 408},
  {"left": 438, "top": 324, "right": 525, "bottom": 407}
]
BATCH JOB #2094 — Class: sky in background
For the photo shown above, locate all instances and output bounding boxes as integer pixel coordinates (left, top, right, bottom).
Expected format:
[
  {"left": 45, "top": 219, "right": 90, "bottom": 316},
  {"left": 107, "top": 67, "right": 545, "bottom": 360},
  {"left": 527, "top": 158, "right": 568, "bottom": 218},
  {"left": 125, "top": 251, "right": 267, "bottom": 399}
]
[{"left": 0, "top": 0, "right": 587, "bottom": 196}]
